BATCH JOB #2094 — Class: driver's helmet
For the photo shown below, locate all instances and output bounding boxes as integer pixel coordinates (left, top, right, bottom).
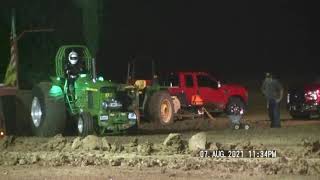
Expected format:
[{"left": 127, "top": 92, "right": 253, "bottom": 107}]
[
  {"left": 68, "top": 51, "right": 78, "bottom": 65},
  {"left": 265, "top": 72, "right": 272, "bottom": 79}
]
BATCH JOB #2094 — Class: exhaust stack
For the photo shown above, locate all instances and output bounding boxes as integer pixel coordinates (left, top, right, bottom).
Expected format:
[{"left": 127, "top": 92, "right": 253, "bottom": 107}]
[{"left": 92, "top": 58, "right": 97, "bottom": 82}]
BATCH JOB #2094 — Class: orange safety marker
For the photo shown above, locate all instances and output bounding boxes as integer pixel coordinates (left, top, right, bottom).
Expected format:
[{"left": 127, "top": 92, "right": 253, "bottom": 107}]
[{"left": 191, "top": 94, "right": 204, "bottom": 106}]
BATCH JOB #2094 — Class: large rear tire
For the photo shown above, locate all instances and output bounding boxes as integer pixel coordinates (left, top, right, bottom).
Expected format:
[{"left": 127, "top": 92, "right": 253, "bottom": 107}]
[
  {"left": 148, "top": 91, "right": 174, "bottom": 125},
  {"left": 0, "top": 96, "right": 16, "bottom": 135},
  {"left": 16, "top": 90, "right": 32, "bottom": 136},
  {"left": 30, "top": 82, "right": 66, "bottom": 137}
]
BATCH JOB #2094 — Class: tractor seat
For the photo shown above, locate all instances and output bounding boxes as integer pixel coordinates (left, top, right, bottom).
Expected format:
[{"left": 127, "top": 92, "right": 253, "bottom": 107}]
[{"left": 134, "top": 80, "right": 147, "bottom": 90}]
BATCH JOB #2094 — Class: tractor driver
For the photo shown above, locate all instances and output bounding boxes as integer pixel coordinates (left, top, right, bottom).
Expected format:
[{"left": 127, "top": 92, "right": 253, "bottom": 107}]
[
  {"left": 65, "top": 51, "right": 86, "bottom": 79},
  {"left": 64, "top": 51, "right": 86, "bottom": 93}
]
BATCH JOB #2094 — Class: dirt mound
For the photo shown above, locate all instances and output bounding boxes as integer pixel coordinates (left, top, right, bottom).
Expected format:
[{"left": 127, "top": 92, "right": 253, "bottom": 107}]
[
  {"left": 162, "top": 133, "right": 186, "bottom": 154},
  {"left": 81, "top": 135, "right": 102, "bottom": 150},
  {"left": 188, "top": 132, "right": 207, "bottom": 152},
  {"left": 137, "top": 142, "right": 153, "bottom": 155},
  {"left": 42, "top": 134, "right": 67, "bottom": 151},
  {"left": 302, "top": 138, "right": 320, "bottom": 157},
  {"left": 36, "top": 135, "right": 114, "bottom": 152},
  {"left": 128, "top": 138, "right": 139, "bottom": 147},
  {"left": 163, "top": 133, "right": 181, "bottom": 146},
  {"left": 71, "top": 137, "right": 82, "bottom": 150},
  {"left": 71, "top": 135, "right": 112, "bottom": 151}
]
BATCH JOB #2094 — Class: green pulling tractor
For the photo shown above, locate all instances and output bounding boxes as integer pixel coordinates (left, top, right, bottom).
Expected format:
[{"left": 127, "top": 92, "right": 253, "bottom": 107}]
[{"left": 30, "top": 45, "right": 138, "bottom": 136}]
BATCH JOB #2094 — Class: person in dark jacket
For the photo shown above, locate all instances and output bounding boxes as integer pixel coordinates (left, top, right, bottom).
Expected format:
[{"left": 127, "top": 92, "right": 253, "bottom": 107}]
[{"left": 261, "top": 72, "right": 284, "bottom": 128}]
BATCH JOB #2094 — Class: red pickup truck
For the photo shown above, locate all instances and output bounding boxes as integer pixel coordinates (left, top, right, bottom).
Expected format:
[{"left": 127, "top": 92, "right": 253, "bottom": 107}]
[{"left": 160, "top": 72, "right": 249, "bottom": 115}]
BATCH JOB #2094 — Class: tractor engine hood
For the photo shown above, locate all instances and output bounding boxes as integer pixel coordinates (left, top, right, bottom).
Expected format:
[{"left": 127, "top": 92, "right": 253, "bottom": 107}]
[
  {"left": 74, "top": 74, "right": 136, "bottom": 111},
  {"left": 75, "top": 74, "right": 117, "bottom": 93}
]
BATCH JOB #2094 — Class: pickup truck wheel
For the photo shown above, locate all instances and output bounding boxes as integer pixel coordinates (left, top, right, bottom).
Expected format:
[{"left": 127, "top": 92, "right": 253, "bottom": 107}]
[
  {"left": 149, "top": 91, "right": 174, "bottom": 125},
  {"left": 226, "top": 97, "right": 245, "bottom": 116},
  {"left": 30, "top": 82, "right": 66, "bottom": 137},
  {"left": 77, "top": 112, "right": 94, "bottom": 136}
]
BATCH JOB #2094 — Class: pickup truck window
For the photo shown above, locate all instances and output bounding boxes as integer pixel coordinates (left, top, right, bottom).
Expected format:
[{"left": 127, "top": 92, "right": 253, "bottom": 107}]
[
  {"left": 197, "top": 75, "right": 218, "bottom": 88},
  {"left": 160, "top": 73, "right": 179, "bottom": 87},
  {"left": 185, "top": 75, "right": 193, "bottom": 88}
]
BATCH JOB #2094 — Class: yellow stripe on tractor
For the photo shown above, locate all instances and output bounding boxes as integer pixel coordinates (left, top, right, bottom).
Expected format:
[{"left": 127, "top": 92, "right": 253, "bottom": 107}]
[
  {"left": 86, "top": 88, "right": 98, "bottom": 92},
  {"left": 3, "top": 62, "right": 17, "bottom": 87}
]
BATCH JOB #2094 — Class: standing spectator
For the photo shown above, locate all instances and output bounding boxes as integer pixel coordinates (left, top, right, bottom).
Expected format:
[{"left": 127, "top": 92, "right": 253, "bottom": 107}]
[{"left": 261, "top": 73, "right": 284, "bottom": 128}]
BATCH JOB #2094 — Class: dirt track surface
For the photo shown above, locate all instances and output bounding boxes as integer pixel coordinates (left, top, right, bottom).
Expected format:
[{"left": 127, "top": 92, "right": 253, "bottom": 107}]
[
  {"left": 1, "top": 90, "right": 320, "bottom": 179},
  {"left": 1, "top": 115, "right": 320, "bottom": 180}
]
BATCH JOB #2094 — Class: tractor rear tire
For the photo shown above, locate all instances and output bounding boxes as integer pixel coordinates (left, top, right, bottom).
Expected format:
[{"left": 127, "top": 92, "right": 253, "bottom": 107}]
[
  {"left": 16, "top": 90, "right": 32, "bottom": 136},
  {"left": 0, "top": 95, "right": 16, "bottom": 135},
  {"left": 148, "top": 91, "right": 174, "bottom": 126},
  {"left": 30, "top": 82, "right": 66, "bottom": 137},
  {"left": 77, "top": 112, "right": 94, "bottom": 136}
]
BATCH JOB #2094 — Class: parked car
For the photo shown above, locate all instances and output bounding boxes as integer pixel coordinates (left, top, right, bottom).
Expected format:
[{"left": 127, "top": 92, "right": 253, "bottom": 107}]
[{"left": 287, "top": 79, "right": 320, "bottom": 119}]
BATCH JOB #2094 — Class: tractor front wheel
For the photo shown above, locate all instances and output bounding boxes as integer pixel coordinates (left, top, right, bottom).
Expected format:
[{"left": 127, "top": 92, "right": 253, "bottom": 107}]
[{"left": 77, "top": 112, "right": 95, "bottom": 136}]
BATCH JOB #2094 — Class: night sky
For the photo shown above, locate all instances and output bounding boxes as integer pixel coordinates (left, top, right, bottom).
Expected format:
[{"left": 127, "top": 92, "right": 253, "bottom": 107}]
[
  {"left": 100, "top": 1, "right": 317, "bottom": 81},
  {"left": 1, "top": 0, "right": 319, "bottom": 85}
]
